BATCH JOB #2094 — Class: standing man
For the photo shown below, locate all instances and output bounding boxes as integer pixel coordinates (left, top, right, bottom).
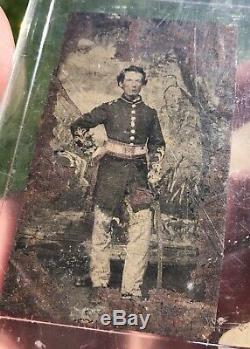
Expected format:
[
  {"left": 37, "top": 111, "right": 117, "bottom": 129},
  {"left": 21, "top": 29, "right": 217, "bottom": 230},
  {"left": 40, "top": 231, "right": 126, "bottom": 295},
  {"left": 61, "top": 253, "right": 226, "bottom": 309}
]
[{"left": 71, "top": 65, "right": 165, "bottom": 300}]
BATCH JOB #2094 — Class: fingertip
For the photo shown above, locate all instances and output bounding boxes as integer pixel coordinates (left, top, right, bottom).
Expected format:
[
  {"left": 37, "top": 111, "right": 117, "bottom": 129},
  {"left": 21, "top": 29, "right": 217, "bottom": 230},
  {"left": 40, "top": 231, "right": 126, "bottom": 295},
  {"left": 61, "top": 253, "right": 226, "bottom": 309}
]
[{"left": 0, "top": 7, "right": 15, "bottom": 101}]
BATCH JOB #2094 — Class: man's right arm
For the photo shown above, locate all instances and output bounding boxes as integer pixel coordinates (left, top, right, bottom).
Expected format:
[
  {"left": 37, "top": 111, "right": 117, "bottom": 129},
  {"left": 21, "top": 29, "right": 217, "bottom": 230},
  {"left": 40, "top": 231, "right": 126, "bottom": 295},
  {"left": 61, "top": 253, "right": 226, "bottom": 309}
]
[{"left": 70, "top": 103, "right": 108, "bottom": 136}]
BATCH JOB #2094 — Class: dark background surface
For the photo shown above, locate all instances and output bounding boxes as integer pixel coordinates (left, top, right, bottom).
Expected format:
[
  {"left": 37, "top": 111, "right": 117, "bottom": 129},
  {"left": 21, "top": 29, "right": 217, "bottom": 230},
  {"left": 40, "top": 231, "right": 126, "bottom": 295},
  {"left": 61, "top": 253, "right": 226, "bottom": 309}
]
[{"left": 0, "top": 0, "right": 29, "bottom": 41}]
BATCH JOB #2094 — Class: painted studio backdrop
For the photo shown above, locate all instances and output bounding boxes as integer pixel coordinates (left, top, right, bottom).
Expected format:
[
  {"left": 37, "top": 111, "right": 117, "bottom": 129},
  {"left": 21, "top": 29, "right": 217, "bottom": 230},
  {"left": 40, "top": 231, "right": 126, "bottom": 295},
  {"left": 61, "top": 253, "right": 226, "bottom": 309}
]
[{"left": 2, "top": 13, "right": 235, "bottom": 340}]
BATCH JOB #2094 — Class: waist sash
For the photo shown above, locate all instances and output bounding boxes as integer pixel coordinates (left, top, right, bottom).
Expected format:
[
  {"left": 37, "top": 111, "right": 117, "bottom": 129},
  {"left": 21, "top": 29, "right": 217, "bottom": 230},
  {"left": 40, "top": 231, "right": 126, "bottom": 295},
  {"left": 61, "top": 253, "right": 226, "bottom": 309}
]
[{"left": 104, "top": 139, "right": 147, "bottom": 159}]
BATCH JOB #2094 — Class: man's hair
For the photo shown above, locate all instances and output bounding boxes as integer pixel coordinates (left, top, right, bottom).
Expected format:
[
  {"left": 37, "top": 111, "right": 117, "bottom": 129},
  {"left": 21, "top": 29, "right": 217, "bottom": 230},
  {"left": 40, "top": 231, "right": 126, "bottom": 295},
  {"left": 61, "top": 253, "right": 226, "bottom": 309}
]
[{"left": 117, "top": 65, "right": 148, "bottom": 86}]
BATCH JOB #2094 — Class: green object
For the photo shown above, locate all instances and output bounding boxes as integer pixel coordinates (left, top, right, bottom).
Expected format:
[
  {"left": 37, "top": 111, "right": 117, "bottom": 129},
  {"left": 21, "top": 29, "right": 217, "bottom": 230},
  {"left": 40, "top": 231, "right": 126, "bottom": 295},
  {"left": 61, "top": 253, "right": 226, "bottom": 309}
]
[{"left": 0, "top": 0, "right": 29, "bottom": 41}]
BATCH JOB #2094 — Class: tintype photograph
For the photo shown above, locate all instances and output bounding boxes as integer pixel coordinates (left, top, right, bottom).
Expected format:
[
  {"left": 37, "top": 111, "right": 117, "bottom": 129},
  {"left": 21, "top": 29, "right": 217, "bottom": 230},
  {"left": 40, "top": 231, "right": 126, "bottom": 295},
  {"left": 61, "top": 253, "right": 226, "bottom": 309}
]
[{"left": 1, "top": 13, "right": 235, "bottom": 340}]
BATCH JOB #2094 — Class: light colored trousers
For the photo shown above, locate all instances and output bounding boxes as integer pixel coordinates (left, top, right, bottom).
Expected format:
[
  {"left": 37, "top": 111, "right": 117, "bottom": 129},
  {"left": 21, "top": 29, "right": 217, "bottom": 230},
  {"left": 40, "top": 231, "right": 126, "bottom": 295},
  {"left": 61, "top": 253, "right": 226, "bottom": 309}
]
[{"left": 90, "top": 205, "right": 152, "bottom": 296}]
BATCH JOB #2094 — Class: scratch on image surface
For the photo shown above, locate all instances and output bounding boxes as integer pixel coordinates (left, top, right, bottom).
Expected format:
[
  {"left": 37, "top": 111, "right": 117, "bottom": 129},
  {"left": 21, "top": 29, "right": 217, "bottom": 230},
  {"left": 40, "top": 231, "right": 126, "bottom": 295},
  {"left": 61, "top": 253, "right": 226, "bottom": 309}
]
[
  {"left": 231, "top": 254, "right": 247, "bottom": 268},
  {"left": 201, "top": 206, "right": 224, "bottom": 248},
  {"left": 193, "top": 25, "right": 199, "bottom": 106},
  {"left": 155, "top": 0, "right": 250, "bottom": 10}
]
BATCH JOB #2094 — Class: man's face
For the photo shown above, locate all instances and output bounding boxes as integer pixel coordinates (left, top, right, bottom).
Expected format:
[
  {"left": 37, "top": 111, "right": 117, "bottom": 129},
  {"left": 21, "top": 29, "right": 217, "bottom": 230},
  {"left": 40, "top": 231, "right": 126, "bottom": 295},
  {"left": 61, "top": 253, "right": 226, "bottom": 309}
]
[{"left": 119, "top": 71, "right": 144, "bottom": 99}]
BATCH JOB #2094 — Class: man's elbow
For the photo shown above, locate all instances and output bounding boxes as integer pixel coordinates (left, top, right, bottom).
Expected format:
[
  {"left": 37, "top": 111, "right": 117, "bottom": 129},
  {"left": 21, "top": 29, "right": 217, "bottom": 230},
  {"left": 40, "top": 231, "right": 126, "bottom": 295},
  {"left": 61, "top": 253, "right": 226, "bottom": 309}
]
[{"left": 159, "top": 139, "right": 166, "bottom": 151}]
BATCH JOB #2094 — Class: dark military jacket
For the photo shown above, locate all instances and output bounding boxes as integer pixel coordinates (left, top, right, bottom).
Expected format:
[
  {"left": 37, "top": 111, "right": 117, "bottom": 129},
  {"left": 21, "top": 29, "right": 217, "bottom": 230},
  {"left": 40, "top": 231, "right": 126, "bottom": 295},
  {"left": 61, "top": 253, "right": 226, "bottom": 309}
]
[
  {"left": 71, "top": 94, "right": 165, "bottom": 212},
  {"left": 71, "top": 94, "right": 165, "bottom": 164}
]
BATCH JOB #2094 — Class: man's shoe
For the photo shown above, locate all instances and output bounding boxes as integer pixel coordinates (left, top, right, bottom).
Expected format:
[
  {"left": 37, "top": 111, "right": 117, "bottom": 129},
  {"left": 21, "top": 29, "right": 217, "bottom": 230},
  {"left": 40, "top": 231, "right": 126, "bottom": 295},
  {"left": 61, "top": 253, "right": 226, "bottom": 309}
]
[
  {"left": 90, "top": 286, "right": 107, "bottom": 305},
  {"left": 121, "top": 293, "right": 133, "bottom": 300},
  {"left": 121, "top": 293, "right": 142, "bottom": 301}
]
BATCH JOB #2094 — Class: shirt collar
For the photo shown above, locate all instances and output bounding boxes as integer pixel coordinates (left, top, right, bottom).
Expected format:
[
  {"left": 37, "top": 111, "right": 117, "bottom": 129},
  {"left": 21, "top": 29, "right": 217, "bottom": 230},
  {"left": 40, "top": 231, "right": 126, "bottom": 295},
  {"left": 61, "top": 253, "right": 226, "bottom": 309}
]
[{"left": 120, "top": 94, "right": 142, "bottom": 105}]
